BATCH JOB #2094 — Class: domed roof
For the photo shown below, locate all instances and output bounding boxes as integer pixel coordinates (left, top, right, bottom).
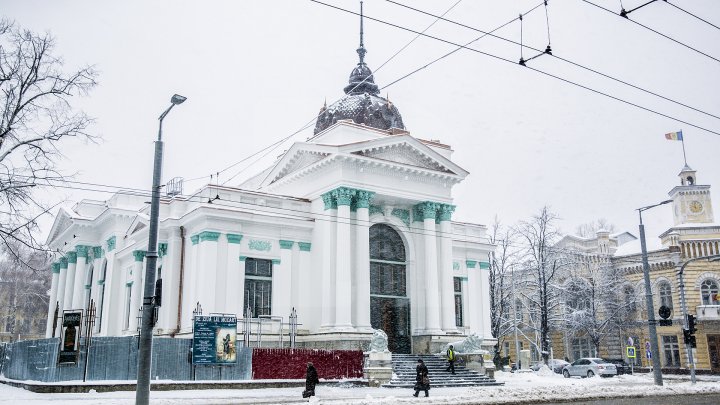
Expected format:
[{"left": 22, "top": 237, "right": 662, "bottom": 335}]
[{"left": 313, "top": 4, "right": 405, "bottom": 135}]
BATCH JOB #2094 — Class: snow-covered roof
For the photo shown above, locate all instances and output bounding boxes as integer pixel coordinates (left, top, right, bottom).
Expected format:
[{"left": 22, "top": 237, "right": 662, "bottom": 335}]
[{"left": 613, "top": 237, "right": 665, "bottom": 257}]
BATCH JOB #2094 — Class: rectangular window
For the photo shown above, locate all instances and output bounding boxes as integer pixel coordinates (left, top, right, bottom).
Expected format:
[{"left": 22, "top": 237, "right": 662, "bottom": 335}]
[
  {"left": 244, "top": 258, "right": 273, "bottom": 317},
  {"left": 662, "top": 335, "right": 681, "bottom": 367},
  {"left": 571, "top": 337, "right": 595, "bottom": 361},
  {"left": 454, "top": 277, "right": 463, "bottom": 327},
  {"left": 124, "top": 284, "right": 132, "bottom": 330}
]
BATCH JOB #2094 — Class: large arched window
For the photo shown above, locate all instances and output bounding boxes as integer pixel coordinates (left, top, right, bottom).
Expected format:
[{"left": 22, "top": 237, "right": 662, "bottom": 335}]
[
  {"left": 658, "top": 282, "right": 673, "bottom": 310},
  {"left": 623, "top": 286, "right": 637, "bottom": 313},
  {"left": 700, "top": 279, "right": 719, "bottom": 305}
]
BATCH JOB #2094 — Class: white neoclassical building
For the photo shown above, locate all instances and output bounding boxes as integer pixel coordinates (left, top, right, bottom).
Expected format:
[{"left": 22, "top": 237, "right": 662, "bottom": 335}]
[{"left": 44, "top": 29, "right": 495, "bottom": 354}]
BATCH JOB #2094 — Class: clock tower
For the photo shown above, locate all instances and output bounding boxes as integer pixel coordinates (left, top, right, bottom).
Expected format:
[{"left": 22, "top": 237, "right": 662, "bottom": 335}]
[{"left": 669, "top": 164, "right": 715, "bottom": 225}]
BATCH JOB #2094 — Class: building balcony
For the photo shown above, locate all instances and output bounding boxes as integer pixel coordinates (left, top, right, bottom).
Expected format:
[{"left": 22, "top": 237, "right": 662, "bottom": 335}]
[{"left": 696, "top": 305, "right": 720, "bottom": 321}]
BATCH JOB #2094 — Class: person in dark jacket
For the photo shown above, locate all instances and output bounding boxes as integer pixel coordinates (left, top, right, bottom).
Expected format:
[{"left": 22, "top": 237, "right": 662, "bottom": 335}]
[
  {"left": 303, "top": 362, "right": 320, "bottom": 398},
  {"left": 413, "top": 359, "right": 430, "bottom": 397}
]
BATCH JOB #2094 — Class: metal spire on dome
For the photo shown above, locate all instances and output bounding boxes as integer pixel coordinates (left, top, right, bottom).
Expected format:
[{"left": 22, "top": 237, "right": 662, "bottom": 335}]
[{"left": 357, "top": 1, "right": 367, "bottom": 65}]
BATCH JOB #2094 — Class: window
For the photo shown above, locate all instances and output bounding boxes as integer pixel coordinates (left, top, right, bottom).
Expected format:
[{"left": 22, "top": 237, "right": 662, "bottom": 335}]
[
  {"left": 662, "top": 335, "right": 681, "bottom": 367},
  {"left": 124, "top": 284, "right": 132, "bottom": 330},
  {"left": 624, "top": 286, "right": 637, "bottom": 313},
  {"left": 700, "top": 279, "right": 719, "bottom": 305},
  {"left": 244, "top": 258, "right": 272, "bottom": 317},
  {"left": 658, "top": 282, "right": 673, "bottom": 310},
  {"left": 369, "top": 224, "right": 406, "bottom": 297},
  {"left": 454, "top": 277, "right": 463, "bottom": 327},
  {"left": 96, "top": 261, "right": 107, "bottom": 333},
  {"left": 571, "top": 337, "right": 595, "bottom": 361}
]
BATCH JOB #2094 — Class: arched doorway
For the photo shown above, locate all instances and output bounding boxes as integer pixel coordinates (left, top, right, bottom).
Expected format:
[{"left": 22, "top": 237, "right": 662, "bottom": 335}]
[{"left": 369, "top": 224, "right": 411, "bottom": 353}]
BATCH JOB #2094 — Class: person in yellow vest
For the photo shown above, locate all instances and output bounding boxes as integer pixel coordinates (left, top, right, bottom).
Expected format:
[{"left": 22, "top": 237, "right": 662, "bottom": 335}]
[{"left": 446, "top": 345, "right": 456, "bottom": 375}]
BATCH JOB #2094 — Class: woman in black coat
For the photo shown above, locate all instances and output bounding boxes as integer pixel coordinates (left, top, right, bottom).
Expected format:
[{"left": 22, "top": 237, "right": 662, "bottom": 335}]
[
  {"left": 413, "top": 359, "right": 430, "bottom": 397},
  {"left": 303, "top": 362, "right": 320, "bottom": 398}
]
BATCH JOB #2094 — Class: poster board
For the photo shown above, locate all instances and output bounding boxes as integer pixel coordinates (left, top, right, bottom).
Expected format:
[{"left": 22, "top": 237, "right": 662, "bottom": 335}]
[
  {"left": 58, "top": 310, "right": 82, "bottom": 364},
  {"left": 192, "top": 315, "right": 238, "bottom": 365}
]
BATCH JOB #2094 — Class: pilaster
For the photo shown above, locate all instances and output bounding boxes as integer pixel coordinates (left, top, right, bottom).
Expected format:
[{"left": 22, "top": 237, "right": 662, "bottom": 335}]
[
  {"left": 333, "top": 187, "right": 355, "bottom": 330},
  {"left": 197, "top": 231, "right": 220, "bottom": 315},
  {"left": 274, "top": 240, "right": 294, "bottom": 318},
  {"left": 63, "top": 252, "right": 78, "bottom": 310},
  {"left": 417, "top": 201, "right": 442, "bottom": 333},
  {"left": 55, "top": 258, "right": 68, "bottom": 336},
  {"left": 129, "top": 250, "right": 145, "bottom": 331},
  {"left": 437, "top": 204, "right": 456, "bottom": 333},
  {"left": 320, "top": 193, "right": 337, "bottom": 329},
  {"left": 72, "top": 245, "right": 90, "bottom": 309},
  {"left": 225, "top": 234, "right": 243, "bottom": 319},
  {"left": 45, "top": 263, "right": 61, "bottom": 337},
  {"left": 354, "top": 189, "right": 374, "bottom": 331}
]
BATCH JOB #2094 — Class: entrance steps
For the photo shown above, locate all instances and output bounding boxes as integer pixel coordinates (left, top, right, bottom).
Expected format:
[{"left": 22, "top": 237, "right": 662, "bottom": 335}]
[{"left": 383, "top": 353, "right": 503, "bottom": 388}]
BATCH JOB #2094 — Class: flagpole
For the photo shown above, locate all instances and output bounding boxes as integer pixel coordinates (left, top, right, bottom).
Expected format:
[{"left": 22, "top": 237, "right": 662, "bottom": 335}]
[{"left": 680, "top": 130, "right": 688, "bottom": 166}]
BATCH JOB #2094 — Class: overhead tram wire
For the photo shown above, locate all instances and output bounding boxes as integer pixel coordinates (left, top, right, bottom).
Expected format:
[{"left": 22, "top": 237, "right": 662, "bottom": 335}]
[
  {"left": 310, "top": 0, "right": 720, "bottom": 136},
  {"left": 580, "top": 0, "right": 720, "bottom": 64},
  {"left": 387, "top": 0, "right": 720, "bottom": 121},
  {"left": 183, "top": 0, "right": 464, "bottom": 189},
  {"left": 664, "top": 1, "right": 720, "bottom": 31}
]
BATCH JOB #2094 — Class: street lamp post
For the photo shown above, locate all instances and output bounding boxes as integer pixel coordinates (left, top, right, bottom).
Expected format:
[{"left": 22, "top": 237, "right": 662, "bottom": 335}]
[
  {"left": 136, "top": 94, "right": 187, "bottom": 405},
  {"left": 637, "top": 199, "right": 672, "bottom": 386}
]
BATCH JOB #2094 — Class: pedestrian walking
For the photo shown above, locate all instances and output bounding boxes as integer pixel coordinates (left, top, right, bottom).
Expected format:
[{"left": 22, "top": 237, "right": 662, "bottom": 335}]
[
  {"left": 446, "top": 344, "right": 456, "bottom": 374},
  {"left": 303, "top": 362, "right": 319, "bottom": 398},
  {"left": 413, "top": 359, "right": 430, "bottom": 397}
]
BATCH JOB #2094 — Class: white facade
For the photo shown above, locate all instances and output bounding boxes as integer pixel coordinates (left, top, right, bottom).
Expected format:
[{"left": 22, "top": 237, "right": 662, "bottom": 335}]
[{"left": 45, "top": 121, "right": 495, "bottom": 353}]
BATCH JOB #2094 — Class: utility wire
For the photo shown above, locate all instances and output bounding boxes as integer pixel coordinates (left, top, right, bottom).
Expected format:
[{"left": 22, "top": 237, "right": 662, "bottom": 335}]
[
  {"left": 387, "top": 0, "right": 720, "bottom": 121},
  {"left": 311, "top": 0, "right": 720, "bottom": 136},
  {"left": 580, "top": 0, "right": 720, "bottom": 64},
  {"left": 664, "top": 1, "right": 720, "bottom": 31}
]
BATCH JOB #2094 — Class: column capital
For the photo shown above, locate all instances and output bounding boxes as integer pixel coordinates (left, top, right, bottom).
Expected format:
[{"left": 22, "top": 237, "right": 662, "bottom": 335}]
[
  {"left": 279, "top": 240, "right": 295, "bottom": 249},
  {"left": 60, "top": 257, "right": 68, "bottom": 269},
  {"left": 239, "top": 255, "right": 248, "bottom": 262},
  {"left": 191, "top": 235, "right": 200, "bottom": 245},
  {"left": 106, "top": 236, "right": 116, "bottom": 252},
  {"left": 466, "top": 260, "right": 477, "bottom": 268},
  {"left": 438, "top": 204, "right": 456, "bottom": 222},
  {"left": 158, "top": 242, "right": 168, "bottom": 257},
  {"left": 52, "top": 263, "right": 61, "bottom": 273},
  {"left": 75, "top": 245, "right": 90, "bottom": 258},
  {"left": 355, "top": 190, "right": 375, "bottom": 209},
  {"left": 332, "top": 186, "right": 356, "bottom": 206},
  {"left": 321, "top": 191, "right": 337, "bottom": 210},
  {"left": 92, "top": 246, "right": 103, "bottom": 260},
  {"left": 66, "top": 251, "right": 77, "bottom": 264},
  {"left": 415, "top": 201, "right": 439, "bottom": 220},
  {"left": 133, "top": 250, "right": 146, "bottom": 262},
  {"left": 479, "top": 261, "right": 490, "bottom": 270},
  {"left": 226, "top": 234, "right": 243, "bottom": 244},
  {"left": 298, "top": 242, "right": 312, "bottom": 252},
  {"left": 198, "top": 231, "right": 220, "bottom": 242},
  {"left": 272, "top": 259, "right": 281, "bottom": 265}
]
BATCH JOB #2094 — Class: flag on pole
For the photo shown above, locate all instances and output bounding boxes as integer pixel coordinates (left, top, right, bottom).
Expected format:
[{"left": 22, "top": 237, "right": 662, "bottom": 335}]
[{"left": 665, "top": 130, "right": 683, "bottom": 141}]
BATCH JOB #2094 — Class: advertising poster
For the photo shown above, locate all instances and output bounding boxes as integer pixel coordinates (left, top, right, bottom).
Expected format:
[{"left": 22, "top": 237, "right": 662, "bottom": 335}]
[
  {"left": 192, "top": 315, "right": 237, "bottom": 364},
  {"left": 58, "top": 310, "right": 82, "bottom": 364}
]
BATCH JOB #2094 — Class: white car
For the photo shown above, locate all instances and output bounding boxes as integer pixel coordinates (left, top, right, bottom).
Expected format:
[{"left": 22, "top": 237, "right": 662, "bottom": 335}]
[{"left": 562, "top": 358, "right": 617, "bottom": 378}]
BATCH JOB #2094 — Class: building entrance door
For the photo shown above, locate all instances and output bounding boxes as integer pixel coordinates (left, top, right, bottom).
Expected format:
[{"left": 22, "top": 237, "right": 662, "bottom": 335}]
[
  {"left": 708, "top": 335, "right": 720, "bottom": 373},
  {"left": 369, "top": 223, "right": 411, "bottom": 354}
]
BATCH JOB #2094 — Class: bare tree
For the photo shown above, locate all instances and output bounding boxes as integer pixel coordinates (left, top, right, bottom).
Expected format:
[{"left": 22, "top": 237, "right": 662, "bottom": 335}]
[
  {"left": 575, "top": 219, "right": 616, "bottom": 238},
  {"left": 0, "top": 19, "right": 97, "bottom": 257},
  {"left": 514, "top": 206, "right": 565, "bottom": 364},
  {"left": 488, "top": 216, "right": 517, "bottom": 369},
  {"left": 0, "top": 241, "right": 51, "bottom": 341}
]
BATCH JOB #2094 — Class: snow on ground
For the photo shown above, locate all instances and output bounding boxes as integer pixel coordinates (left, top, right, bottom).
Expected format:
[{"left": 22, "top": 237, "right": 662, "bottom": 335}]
[{"left": 1, "top": 371, "right": 719, "bottom": 404}]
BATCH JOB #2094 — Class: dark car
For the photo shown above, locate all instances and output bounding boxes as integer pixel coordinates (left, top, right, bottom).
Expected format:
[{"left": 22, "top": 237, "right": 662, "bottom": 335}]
[{"left": 605, "top": 358, "right": 633, "bottom": 375}]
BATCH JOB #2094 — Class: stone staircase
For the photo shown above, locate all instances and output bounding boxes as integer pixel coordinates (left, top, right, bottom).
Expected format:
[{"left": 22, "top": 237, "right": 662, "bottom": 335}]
[{"left": 383, "top": 353, "right": 503, "bottom": 388}]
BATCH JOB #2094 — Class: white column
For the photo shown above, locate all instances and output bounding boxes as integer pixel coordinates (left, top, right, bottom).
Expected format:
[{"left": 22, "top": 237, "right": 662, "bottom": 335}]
[
  {"left": 225, "top": 234, "right": 243, "bottom": 317},
  {"left": 273, "top": 240, "right": 294, "bottom": 318},
  {"left": 466, "top": 260, "right": 482, "bottom": 336},
  {"left": 128, "top": 250, "right": 145, "bottom": 332},
  {"left": 63, "top": 252, "right": 77, "bottom": 310},
  {"left": 181, "top": 235, "right": 199, "bottom": 331},
  {"left": 438, "top": 205, "right": 457, "bottom": 332},
  {"left": 89, "top": 246, "right": 103, "bottom": 310},
  {"left": 354, "top": 190, "right": 373, "bottom": 331},
  {"left": 296, "top": 242, "right": 312, "bottom": 312},
  {"left": 55, "top": 258, "right": 68, "bottom": 336},
  {"left": 72, "top": 246, "right": 89, "bottom": 309},
  {"left": 197, "top": 231, "right": 220, "bottom": 315},
  {"left": 479, "top": 260, "right": 492, "bottom": 338},
  {"left": 158, "top": 230, "right": 182, "bottom": 332},
  {"left": 419, "top": 202, "right": 442, "bottom": 333},
  {"left": 334, "top": 187, "right": 354, "bottom": 330},
  {"left": 320, "top": 192, "right": 337, "bottom": 329},
  {"left": 45, "top": 263, "right": 61, "bottom": 337}
]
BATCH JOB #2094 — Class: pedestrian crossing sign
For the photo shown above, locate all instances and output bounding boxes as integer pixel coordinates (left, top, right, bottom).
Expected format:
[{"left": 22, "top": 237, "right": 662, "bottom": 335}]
[{"left": 626, "top": 346, "right": 636, "bottom": 358}]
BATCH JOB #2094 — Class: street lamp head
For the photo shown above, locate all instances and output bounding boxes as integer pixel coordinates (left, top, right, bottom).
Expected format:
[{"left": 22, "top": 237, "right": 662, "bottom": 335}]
[
  {"left": 660, "top": 199, "right": 673, "bottom": 205},
  {"left": 171, "top": 94, "right": 187, "bottom": 105}
]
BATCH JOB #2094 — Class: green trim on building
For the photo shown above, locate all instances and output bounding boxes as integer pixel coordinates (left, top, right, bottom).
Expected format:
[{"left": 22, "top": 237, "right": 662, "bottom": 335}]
[
  {"left": 97, "top": 279, "right": 105, "bottom": 285},
  {"left": 437, "top": 204, "right": 456, "bottom": 222},
  {"left": 466, "top": 260, "right": 477, "bottom": 268},
  {"left": 126, "top": 281, "right": 133, "bottom": 287},
  {"left": 272, "top": 259, "right": 281, "bottom": 265},
  {"left": 279, "top": 240, "right": 295, "bottom": 249},
  {"left": 321, "top": 191, "right": 337, "bottom": 210},
  {"left": 226, "top": 234, "right": 243, "bottom": 244},
  {"left": 391, "top": 208, "right": 411, "bottom": 226},
  {"left": 249, "top": 239, "right": 272, "bottom": 251},
  {"left": 369, "top": 204, "right": 383, "bottom": 216},
  {"left": 107, "top": 236, "right": 116, "bottom": 252},
  {"left": 158, "top": 243, "right": 168, "bottom": 257},
  {"left": 60, "top": 258, "right": 68, "bottom": 269},
  {"left": 133, "top": 250, "right": 146, "bottom": 262},
  {"left": 92, "top": 246, "right": 103, "bottom": 260},
  {"left": 453, "top": 261, "right": 460, "bottom": 271},
  {"left": 198, "top": 231, "right": 221, "bottom": 242},
  {"left": 239, "top": 255, "right": 248, "bottom": 262},
  {"left": 298, "top": 242, "right": 312, "bottom": 252},
  {"left": 52, "top": 263, "right": 61, "bottom": 274},
  {"left": 332, "top": 186, "right": 356, "bottom": 206},
  {"left": 415, "top": 201, "right": 439, "bottom": 221},
  {"left": 66, "top": 251, "right": 77, "bottom": 264},
  {"left": 76, "top": 245, "right": 90, "bottom": 258},
  {"left": 85, "top": 285, "right": 91, "bottom": 289},
  {"left": 191, "top": 235, "right": 200, "bottom": 245},
  {"left": 355, "top": 190, "right": 375, "bottom": 209},
  {"left": 479, "top": 261, "right": 490, "bottom": 270}
]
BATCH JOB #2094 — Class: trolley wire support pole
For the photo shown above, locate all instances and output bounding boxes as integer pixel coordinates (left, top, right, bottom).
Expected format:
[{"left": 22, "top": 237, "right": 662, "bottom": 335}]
[
  {"left": 620, "top": 0, "right": 660, "bottom": 18},
  {"left": 136, "top": 94, "right": 187, "bottom": 405},
  {"left": 637, "top": 199, "right": 672, "bottom": 386}
]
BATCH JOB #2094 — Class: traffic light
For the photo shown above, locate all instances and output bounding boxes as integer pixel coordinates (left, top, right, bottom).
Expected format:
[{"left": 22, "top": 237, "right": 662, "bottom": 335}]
[{"left": 687, "top": 314, "right": 697, "bottom": 334}]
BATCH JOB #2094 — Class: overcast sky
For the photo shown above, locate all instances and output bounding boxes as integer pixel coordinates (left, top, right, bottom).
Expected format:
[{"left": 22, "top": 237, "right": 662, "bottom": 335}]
[{"left": 3, "top": 0, "right": 720, "bottom": 243}]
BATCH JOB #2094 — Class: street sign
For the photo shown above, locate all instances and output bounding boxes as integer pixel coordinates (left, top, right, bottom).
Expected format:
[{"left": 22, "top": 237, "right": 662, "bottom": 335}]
[
  {"left": 626, "top": 346, "right": 636, "bottom": 358},
  {"left": 646, "top": 349, "right": 652, "bottom": 359},
  {"left": 645, "top": 341, "right": 650, "bottom": 350},
  {"left": 627, "top": 337, "right": 634, "bottom": 346}
]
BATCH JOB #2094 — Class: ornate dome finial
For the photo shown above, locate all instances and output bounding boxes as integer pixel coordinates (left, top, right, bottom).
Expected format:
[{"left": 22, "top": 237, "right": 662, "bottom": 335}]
[
  {"left": 357, "top": 1, "right": 366, "bottom": 64},
  {"left": 344, "top": 1, "right": 379, "bottom": 96}
]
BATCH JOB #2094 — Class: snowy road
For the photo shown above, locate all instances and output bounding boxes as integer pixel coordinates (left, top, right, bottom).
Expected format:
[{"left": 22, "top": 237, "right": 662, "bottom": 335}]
[{"left": 1, "top": 370, "right": 719, "bottom": 404}]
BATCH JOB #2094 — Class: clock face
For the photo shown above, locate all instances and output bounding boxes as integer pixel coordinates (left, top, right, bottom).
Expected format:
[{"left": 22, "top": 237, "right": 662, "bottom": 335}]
[{"left": 689, "top": 200, "right": 703, "bottom": 213}]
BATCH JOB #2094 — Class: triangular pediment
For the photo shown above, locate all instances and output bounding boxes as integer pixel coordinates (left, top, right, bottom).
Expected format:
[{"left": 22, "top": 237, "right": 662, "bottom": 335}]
[
  {"left": 46, "top": 207, "right": 75, "bottom": 246},
  {"left": 126, "top": 214, "right": 149, "bottom": 237},
  {"left": 272, "top": 150, "right": 331, "bottom": 182},
  {"left": 351, "top": 143, "right": 451, "bottom": 173}
]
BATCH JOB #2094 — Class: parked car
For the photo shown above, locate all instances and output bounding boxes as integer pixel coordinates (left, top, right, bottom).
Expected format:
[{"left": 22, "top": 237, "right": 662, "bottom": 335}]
[
  {"left": 531, "top": 359, "right": 570, "bottom": 373},
  {"left": 562, "top": 358, "right": 617, "bottom": 378},
  {"left": 605, "top": 358, "right": 632, "bottom": 375}
]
